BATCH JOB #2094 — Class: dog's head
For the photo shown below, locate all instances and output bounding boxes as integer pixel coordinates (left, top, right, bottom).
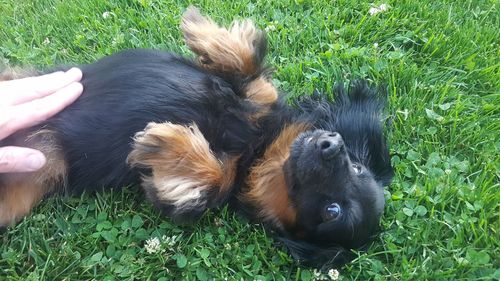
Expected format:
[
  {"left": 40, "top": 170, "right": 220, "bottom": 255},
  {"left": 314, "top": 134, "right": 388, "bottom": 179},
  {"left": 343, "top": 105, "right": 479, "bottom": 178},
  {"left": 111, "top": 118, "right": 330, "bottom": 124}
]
[
  {"left": 245, "top": 82, "right": 393, "bottom": 268},
  {"left": 283, "top": 82, "right": 393, "bottom": 267},
  {"left": 280, "top": 128, "right": 387, "bottom": 267}
]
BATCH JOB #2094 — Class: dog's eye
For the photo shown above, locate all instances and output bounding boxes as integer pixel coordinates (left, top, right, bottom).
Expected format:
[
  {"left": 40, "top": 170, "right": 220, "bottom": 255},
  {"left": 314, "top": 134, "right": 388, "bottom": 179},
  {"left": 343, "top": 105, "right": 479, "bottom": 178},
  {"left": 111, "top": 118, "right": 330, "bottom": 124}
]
[
  {"left": 352, "top": 163, "right": 362, "bottom": 174},
  {"left": 323, "top": 203, "right": 342, "bottom": 221}
]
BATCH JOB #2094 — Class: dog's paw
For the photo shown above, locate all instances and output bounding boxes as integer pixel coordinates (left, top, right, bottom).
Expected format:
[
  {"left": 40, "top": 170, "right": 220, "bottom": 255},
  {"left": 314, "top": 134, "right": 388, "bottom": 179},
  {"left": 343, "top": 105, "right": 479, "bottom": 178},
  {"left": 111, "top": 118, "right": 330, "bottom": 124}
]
[
  {"left": 128, "top": 122, "right": 227, "bottom": 220},
  {"left": 181, "top": 6, "right": 267, "bottom": 76}
]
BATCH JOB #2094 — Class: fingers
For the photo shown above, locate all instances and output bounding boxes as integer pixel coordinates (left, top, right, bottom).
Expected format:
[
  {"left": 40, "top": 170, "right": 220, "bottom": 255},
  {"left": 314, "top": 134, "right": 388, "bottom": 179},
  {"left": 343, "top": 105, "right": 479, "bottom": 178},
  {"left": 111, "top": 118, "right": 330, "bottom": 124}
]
[
  {"left": 0, "top": 146, "right": 46, "bottom": 173},
  {"left": 0, "top": 68, "right": 83, "bottom": 173},
  {"left": 0, "top": 68, "right": 83, "bottom": 106},
  {"left": 0, "top": 81, "right": 83, "bottom": 140}
]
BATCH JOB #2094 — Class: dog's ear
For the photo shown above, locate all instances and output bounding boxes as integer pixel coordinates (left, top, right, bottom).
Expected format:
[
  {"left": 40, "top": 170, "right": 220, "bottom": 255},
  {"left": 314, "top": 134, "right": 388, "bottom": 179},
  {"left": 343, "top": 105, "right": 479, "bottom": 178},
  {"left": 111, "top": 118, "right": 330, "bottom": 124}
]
[{"left": 278, "top": 236, "right": 354, "bottom": 269}]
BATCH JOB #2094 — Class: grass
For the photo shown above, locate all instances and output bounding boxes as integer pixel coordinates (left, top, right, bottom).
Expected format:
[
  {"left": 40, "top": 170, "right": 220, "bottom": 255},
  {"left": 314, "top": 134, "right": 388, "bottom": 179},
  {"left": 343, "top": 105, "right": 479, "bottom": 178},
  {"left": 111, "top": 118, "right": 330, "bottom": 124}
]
[{"left": 0, "top": 0, "right": 498, "bottom": 280}]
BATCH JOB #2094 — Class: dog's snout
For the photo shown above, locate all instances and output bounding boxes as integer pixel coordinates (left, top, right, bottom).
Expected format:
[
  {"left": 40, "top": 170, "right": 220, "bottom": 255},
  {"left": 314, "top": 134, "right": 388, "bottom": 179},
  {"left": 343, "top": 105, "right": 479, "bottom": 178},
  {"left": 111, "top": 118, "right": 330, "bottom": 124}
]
[{"left": 317, "top": 132, "right": 344, "bottom": 159}]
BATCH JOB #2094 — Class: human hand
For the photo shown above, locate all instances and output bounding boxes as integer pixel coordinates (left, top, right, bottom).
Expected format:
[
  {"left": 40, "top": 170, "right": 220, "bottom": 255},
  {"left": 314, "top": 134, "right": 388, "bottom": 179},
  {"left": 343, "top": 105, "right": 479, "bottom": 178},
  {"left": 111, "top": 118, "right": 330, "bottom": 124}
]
[{"left": 0, "top": 68, "right": 83, "bottom": 173}]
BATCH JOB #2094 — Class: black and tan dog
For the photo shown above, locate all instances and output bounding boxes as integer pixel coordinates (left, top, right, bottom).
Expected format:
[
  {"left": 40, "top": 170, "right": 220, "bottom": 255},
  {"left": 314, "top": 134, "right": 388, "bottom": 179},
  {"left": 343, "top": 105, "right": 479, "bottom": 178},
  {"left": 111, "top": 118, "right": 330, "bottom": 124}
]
[{"left": 0, "top": 7, "right": 393, "bottom": 267}]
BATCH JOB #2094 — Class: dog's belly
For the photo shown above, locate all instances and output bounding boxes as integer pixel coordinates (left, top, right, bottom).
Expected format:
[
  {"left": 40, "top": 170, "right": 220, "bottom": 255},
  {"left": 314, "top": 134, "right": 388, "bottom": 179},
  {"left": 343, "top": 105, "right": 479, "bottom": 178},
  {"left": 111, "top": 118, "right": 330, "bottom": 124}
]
[{"left": 45, "top": 49, "right": 253, "bottom": 192}]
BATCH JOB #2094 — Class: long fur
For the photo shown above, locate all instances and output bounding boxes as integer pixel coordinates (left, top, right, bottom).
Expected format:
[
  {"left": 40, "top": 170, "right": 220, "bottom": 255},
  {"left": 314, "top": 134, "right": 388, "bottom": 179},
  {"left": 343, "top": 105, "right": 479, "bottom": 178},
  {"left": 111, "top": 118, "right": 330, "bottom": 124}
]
[{"left": 0, "top": 7, "right": 393, "bottom": 268}]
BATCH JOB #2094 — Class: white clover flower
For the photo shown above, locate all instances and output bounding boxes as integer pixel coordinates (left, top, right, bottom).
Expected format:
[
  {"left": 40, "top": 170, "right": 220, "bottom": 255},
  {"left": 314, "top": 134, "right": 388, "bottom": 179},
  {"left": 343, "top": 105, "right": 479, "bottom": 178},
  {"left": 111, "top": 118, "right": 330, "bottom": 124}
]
[
  {"left": 214, "top": 218, "right": 224, "bottom": 227},
  {"left": 265, "top": 21, "right": 278, "bottom": 32},
  {"left": 313, "top": 269, "right": 321, "bottom": 277},
  {"left": 102, "top": 11, "right": 116, "bottom": 19},
  {"left": 369, "top": 3, "right": 390, "bottom": 16},
  {"left": 144, "top": 237, "right": 161, "bottom": 254},
  {"left": 265, "top": 25, "right": 276, "bottom": 32},
  {"left": 163, "top": 235, "right": 178, "bottom": 247},
  {"left": 328, "top": 269, "right": 340, "bottom": 280},
  {"left": 43, "top": 37, "right": 50, "bottom": 45},
  {"left": 313, "top": 269, "right": 327, "bottom": 280},
  {"left": 312, "top": 268, "right": 340, "bottom": 280},
  {"left": 373, "top": 42, "right": 379, "bottom": 48}
]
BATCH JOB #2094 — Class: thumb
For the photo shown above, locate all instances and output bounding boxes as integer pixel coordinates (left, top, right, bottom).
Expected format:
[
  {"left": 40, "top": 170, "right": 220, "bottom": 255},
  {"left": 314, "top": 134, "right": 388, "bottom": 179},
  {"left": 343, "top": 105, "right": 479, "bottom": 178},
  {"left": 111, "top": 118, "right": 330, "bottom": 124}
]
[{"left": 0, "top": 146, "right": 46, "bottom": 173}]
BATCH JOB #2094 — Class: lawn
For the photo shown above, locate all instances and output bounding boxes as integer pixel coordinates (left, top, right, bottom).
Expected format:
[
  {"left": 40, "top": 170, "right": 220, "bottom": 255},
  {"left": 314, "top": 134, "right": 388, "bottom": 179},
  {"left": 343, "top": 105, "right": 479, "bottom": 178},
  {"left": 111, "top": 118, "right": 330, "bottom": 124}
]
[{"left": 0, "top": 0, "right": 498, "bottom": 280}]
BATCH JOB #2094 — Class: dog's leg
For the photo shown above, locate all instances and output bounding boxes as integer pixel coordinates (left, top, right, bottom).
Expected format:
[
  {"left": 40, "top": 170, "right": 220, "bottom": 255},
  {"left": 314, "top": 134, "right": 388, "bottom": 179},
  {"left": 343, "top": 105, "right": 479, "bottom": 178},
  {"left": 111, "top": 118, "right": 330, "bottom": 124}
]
[
  {"left": 181, "top": 6, "right": 277, "bottom": 106},
  {"left": 0, "top": 130, "right": 67, "bottom": 227},
  {"left": 127, "top": 122, "right": 238, "bottom": 221},
  {"left": 181, "top": 6, "right": 265, "bottom": 76}
]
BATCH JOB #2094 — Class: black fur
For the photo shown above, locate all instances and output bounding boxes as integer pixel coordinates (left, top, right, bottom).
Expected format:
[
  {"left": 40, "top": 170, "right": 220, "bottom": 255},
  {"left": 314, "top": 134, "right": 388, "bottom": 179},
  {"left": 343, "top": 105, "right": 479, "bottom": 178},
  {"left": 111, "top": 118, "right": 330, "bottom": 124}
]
[
  {"left": 49, "top": 50, "right": 261, "bottom": 193},
  {"left": 5, "top": 49, "right": 393, "bottom": 268},
  {"left": 277, "top": 82, "right": 393, "bottom": 268}
]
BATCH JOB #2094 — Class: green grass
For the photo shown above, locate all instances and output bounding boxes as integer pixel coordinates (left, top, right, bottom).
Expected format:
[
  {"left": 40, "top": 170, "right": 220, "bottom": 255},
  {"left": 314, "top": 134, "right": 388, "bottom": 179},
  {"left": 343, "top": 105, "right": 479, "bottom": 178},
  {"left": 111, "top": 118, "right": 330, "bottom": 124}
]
[{"left": 0, "top": 0, "right": 498, "bottom": 280}]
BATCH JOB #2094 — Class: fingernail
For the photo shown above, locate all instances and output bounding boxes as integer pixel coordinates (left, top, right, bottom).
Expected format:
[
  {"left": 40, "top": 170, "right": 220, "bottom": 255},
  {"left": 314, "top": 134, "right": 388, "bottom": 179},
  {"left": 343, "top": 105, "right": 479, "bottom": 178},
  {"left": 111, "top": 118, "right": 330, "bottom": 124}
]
[
  {"left": 66, "top": 67, "right": 83, "bottom": 81},
  {"left": 26, "top": 153, "right": 46, "bottom": 171}
]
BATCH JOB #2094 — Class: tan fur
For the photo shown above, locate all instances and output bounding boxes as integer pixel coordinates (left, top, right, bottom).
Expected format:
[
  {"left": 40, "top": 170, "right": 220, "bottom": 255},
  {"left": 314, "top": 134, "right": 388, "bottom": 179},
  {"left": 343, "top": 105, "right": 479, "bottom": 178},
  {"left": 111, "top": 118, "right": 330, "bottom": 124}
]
[
  {"left": 245, "top": 76, "right": 278, "bottom": 105},
  {"left": 181, "top": 6, "right": 263, "bottom": 76},
  {"left": 0, "top": 130, "right": 67, "bottom": 226},
  {"left": 181, "top": 6, "right": 278, "bottom": 108},
  {"left": 0, "top": 67, "right": 39, "bottom": 81},
  {"left": 219, "top": 154, "right": 240, "bottom": 195},
  {"left": 127, "top": 122, "right": 237, "bottom": 210},
  {"left": 242, "top": 123, "right": 310, "bottom": 229}
]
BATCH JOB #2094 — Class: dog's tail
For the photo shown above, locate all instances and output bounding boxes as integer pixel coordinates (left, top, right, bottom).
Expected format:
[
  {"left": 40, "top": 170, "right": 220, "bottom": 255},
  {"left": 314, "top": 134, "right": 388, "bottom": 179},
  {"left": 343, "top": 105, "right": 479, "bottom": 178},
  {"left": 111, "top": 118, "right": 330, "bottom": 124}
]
[{"left": 181, "top": 6, "right": 277, "bottom": 105}]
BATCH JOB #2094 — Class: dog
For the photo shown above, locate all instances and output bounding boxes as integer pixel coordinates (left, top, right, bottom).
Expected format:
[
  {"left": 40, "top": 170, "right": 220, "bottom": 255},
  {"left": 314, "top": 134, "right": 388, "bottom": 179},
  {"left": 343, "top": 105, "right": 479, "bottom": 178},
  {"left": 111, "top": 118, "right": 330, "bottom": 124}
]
[{"left": 0, "top": 7, "right": 393, "bottom": 268}]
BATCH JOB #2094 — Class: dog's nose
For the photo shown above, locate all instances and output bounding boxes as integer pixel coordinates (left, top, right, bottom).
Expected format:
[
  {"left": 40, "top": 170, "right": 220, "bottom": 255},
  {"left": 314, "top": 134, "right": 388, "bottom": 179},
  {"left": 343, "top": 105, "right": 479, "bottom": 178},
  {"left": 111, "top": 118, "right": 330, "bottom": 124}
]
[{"left": 317, "top": 132, "right": 344, "bottom": 159}]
